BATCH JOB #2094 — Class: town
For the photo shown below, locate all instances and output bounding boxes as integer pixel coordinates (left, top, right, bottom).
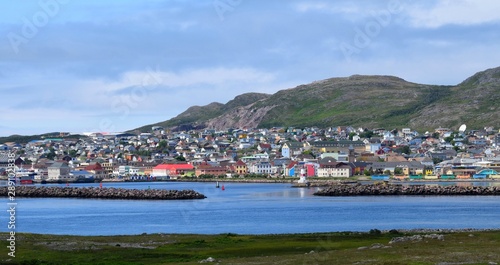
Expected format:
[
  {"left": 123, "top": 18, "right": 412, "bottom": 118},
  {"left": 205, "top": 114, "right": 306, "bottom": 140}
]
[{"left": 2, "top": 125, "right": 500, "bottom": 183}]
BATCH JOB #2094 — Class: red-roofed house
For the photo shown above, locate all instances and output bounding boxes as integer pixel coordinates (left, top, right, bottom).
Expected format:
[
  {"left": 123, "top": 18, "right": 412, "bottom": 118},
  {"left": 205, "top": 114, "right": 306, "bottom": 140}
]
[
  {"left": 84, "top": 162, "right": 106, "bottom": 179},
  {"left": 234, "top": 160, "right": 248, "bottom": 175},
  {"left": 152, "top": 163, "right": 195, "bottom": 179},
  {"left": 285, "top": 161, "right": 298, "bottom": 177},
  {"left": 258, "top": 143, "right": 272, "bottom": 152}
]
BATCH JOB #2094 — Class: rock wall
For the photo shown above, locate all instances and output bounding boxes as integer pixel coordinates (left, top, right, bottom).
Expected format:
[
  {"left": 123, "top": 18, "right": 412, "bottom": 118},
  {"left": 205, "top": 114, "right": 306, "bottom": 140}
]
[
  {"left": 0, "top": 186, "right": 206, "bottom": 200},
  {"left": 314, "top": 184, "right": 500, "bottom": 196}
]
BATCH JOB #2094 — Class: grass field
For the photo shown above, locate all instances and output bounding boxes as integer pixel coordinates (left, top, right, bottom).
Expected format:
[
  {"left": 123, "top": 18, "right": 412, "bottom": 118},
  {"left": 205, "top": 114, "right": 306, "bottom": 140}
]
[{"left": 1, "top": 230, "right": 500, "bottom": 264}]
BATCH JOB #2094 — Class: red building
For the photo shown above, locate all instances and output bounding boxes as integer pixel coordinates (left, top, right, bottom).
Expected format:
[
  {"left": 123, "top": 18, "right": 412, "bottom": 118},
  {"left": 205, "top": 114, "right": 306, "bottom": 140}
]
[
  {"left": 195, "top": 162, "right": 227, "bottom": 177},
  {"left": 152, "top": 163, "right": 195, "bottom": 178},
  {"left": 84, "top": 162, "right": 106, "bottom": 179}
]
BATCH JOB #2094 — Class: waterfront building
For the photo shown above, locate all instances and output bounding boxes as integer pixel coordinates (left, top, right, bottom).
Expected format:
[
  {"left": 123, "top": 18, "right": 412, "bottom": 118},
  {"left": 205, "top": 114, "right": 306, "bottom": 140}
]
[{"left": 47, "top": 162, "right": 72, "bottom": 181}]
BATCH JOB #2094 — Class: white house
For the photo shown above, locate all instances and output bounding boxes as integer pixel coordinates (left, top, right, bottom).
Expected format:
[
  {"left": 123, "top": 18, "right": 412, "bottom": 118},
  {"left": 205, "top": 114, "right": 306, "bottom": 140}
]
[
  {"left": 317, "top": 160, "right": 351, "bottom": 178},
  {"left": 47, "top": 162, "right": 73, "bottom": 181}
]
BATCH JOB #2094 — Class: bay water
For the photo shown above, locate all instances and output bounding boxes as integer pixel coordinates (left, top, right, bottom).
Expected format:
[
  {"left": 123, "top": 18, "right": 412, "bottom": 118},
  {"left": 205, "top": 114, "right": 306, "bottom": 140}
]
[{"left": 2, "top": 182, "right": 500, "bottom": 235}]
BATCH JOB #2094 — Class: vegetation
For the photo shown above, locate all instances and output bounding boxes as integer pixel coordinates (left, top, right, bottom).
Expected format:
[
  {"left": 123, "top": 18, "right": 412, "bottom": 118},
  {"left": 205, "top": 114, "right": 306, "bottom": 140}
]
[
  {"left": 2, "top": 231, "right": 499, "bottom": 264},
  {"left": 134, "top": 67, "right": 500, "bottom": 133},
  {"left": 0, "top": 133, "right": 88, "bottom": 144}
]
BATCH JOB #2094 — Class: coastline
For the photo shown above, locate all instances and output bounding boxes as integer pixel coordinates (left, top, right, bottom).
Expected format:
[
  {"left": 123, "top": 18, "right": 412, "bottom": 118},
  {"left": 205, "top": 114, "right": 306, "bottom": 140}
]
[{"left": 24, "top": 177, "right": 500, "bottom": 185}]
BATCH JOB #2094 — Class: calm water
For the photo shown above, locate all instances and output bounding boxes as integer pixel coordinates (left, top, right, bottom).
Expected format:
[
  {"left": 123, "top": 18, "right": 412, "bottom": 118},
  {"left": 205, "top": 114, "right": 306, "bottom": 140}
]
[{"left": 2, "top": 182, "right": 500, "bottom": 235}]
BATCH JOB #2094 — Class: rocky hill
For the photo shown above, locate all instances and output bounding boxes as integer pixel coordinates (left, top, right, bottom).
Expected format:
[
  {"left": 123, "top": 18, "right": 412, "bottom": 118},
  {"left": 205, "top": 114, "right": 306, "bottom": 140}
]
[{"left": 135, "top": 66, "right": 500, "bottom": 132}]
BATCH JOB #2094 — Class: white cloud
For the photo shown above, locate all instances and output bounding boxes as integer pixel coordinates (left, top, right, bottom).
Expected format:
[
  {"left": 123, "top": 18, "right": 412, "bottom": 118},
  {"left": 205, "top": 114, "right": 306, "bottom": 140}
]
[
  {"left": 0, "top": 67, "right": 284, "bottom": 135},
  {"left": 407, "top": 0, "right": 500, "bottom": 28}
]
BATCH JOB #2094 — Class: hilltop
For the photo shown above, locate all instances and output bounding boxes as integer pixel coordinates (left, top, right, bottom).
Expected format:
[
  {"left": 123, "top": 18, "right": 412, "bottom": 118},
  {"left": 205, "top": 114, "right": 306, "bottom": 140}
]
[{"left": 135, "top": 66, "right": 500, "bottom": 132}]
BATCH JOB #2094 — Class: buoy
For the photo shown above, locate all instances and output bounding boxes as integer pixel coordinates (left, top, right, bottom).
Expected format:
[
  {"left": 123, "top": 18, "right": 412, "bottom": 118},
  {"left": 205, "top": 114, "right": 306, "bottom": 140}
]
[
  {"left": 66, "top": 182, "right": 69, "bottom": 187},
  {"left": 99, "top": 182, "right": 103, "bottom": 188},
  {"left": 216, "top": 181, "right": 220, "bottom": 188},
  {"left": 221, "top": 185, "right": 225, "bottom": 191}
]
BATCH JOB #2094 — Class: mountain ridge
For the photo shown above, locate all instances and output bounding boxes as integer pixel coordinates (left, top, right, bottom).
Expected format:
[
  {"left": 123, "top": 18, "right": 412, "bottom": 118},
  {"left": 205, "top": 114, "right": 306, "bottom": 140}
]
[{"left": 134, "top": 66, "right": 500, "bottom": 132}]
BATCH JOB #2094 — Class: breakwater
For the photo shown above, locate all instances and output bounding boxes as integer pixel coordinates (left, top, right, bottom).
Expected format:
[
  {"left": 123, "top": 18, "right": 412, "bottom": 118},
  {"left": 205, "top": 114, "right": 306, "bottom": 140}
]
[
  {"left": 0, "top": 186, "right": 206, "bottom": 200},
  {"left": 314, "top": 184, "right": 500, "bottom": 196}
]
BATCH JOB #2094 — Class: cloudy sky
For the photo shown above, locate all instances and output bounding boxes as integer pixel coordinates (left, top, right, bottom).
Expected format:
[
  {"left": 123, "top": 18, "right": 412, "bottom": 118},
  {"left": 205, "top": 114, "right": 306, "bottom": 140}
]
[{"left": 1, "top": 0, "right": 499, "bottom": 136}]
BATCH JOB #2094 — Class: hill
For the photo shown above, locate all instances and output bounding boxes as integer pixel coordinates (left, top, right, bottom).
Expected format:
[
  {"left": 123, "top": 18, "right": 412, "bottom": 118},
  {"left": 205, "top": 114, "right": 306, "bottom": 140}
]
[
  {"left": 135, "top": 67, "right": 500, "bottom": 132},
  {"left": 0, "top": 133, "right": 88, "bottom": 144}
]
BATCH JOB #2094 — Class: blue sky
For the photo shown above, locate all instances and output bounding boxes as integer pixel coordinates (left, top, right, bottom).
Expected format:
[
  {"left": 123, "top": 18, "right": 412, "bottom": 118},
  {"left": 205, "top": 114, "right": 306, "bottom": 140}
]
[{"left": 1, "top": 0, "right": 500, "bottom": 136}]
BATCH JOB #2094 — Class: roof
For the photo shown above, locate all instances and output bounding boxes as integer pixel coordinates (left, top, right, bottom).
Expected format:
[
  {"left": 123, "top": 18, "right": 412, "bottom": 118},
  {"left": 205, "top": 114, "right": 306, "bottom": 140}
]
[
  {"left": 283, "top": 142, "right": 303, "bottom": 148},
  {"left": 153, "top": 163, "right": 194, "bottom": 170},
  {"left": 287, "top": 161, "right": 298, "bottom": 169},
  {"left": 319, "top": 161, "right": 349, "bottom": 168},
  {"left": 49, "top": 162, "right": 69, "bottom": 168},
  {"left": 84, "top": 163, "right": 103, "bottom": 171},
  {"left": 311, "top": 140, "right": 365, "bottom": 147},
  {"left": 235, "top": 160, "right": 247, "bottom": 166}
]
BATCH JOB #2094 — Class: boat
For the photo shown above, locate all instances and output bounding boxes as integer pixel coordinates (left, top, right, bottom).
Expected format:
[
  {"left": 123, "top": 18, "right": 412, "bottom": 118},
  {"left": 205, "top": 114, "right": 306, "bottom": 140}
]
[
  {"left": 20, "top": 176, "right": 33, "bottom": 185},
  {"left": 16, "top": 169, "right": 35, "bottom": 184}
]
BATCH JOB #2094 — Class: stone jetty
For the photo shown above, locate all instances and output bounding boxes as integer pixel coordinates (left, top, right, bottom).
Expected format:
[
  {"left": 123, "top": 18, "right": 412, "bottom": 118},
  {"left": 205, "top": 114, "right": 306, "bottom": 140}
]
[
  {"left": 314, "top": 183, "right": 500, "bottom": 196},
  {"left": 0, "top": 186, "right": 206, "bottom": 200}
]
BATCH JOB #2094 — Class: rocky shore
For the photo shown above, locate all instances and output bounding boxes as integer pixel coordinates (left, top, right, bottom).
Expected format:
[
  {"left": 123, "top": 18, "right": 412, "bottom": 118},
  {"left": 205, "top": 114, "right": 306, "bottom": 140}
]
[
  {"left": 0, "top": 186, "right": 206, "bottom": 200},
  {"left": 314, "top": 183, "right": 500, "bottom": 196}
]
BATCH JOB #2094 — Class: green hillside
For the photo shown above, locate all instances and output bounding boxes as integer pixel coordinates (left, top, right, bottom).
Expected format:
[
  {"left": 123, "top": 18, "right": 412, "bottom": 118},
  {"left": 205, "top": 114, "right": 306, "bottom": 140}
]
[{"left": 135, "top": 66, "right": 500, "bottom": 132}]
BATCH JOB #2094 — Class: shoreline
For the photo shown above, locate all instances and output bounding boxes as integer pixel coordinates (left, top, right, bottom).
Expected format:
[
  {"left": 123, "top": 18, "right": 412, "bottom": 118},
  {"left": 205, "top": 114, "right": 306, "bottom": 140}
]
[{"left": 18, "top": 177, "right": 500, "bottom": 185}]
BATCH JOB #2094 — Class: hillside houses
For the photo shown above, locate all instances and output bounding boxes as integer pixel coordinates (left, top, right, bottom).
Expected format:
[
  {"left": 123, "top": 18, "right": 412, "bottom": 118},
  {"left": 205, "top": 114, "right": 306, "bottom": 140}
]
[{"left": 3, "top": 125, "right": 500, "bottom": 182}]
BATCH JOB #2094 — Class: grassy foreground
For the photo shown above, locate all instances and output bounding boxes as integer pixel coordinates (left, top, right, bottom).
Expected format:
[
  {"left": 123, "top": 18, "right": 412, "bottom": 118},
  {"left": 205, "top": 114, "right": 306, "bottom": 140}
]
[{"left": 1, "top": 231, "right": 500, "bottom": 265}]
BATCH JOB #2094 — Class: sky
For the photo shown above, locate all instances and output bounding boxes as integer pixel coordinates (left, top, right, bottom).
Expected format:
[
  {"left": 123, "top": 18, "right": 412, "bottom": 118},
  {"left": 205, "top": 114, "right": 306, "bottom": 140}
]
[{"left": 1, "top": 0, "right": 500, "bottom": 136}]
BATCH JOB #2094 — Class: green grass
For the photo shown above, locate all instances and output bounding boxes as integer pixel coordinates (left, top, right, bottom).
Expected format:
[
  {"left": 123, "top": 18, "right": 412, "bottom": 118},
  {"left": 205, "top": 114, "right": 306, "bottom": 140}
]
[{"left": 2, "top": 231, "right": 500, "bottom": 264}]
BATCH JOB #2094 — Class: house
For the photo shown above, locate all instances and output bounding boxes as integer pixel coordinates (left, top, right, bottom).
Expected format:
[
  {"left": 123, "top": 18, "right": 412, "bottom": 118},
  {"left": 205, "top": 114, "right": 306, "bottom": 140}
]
[
  {"left": 285, "top": 161, "right": 298, "bottom": 177},
  {"left": 249, "top": 161, "right": 272, "bottom": 175},
  {"left": 118, "top": 165, "right": 140, "bottom": 176},
  {"left": 385, "top": 153, "right": 408, "bottom": 162},
  {"left": 101, "top": 159, "right": 115, "bottom": 177},
  {"left": 305, "top": 163, "right": 317, "bottom": 177},
  {"left": 317, "top": 159, "right": 351, "bottom": 178},
  {"left": 152, "top": 163, "right": 195, "bottom": 179},
  {"left": 257, "top": 143, "right": 272, "bottom": 152},
  {"left": 195, "top": 162, "right": 227, "bottom": 177},
  {"left": 84, "top": 162, "right": 106, "bottom": 179},
  {"left": 234, "top": 160, "right": 248, "bottom": 175},
  {"left": 369, "top": 161, "right": 425, "bottom": 175},
  {"left": 281, "top": 142, "right": 304, "bottom": 158},
  {"left": 351, "top": 161, "right": 371, "bottom": 175},
  {"left": 365, "top": 138, "right": 382, "bottom": 153},
  {"left": 47, "top": 162, "right": 72, "bottom": 181}
]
